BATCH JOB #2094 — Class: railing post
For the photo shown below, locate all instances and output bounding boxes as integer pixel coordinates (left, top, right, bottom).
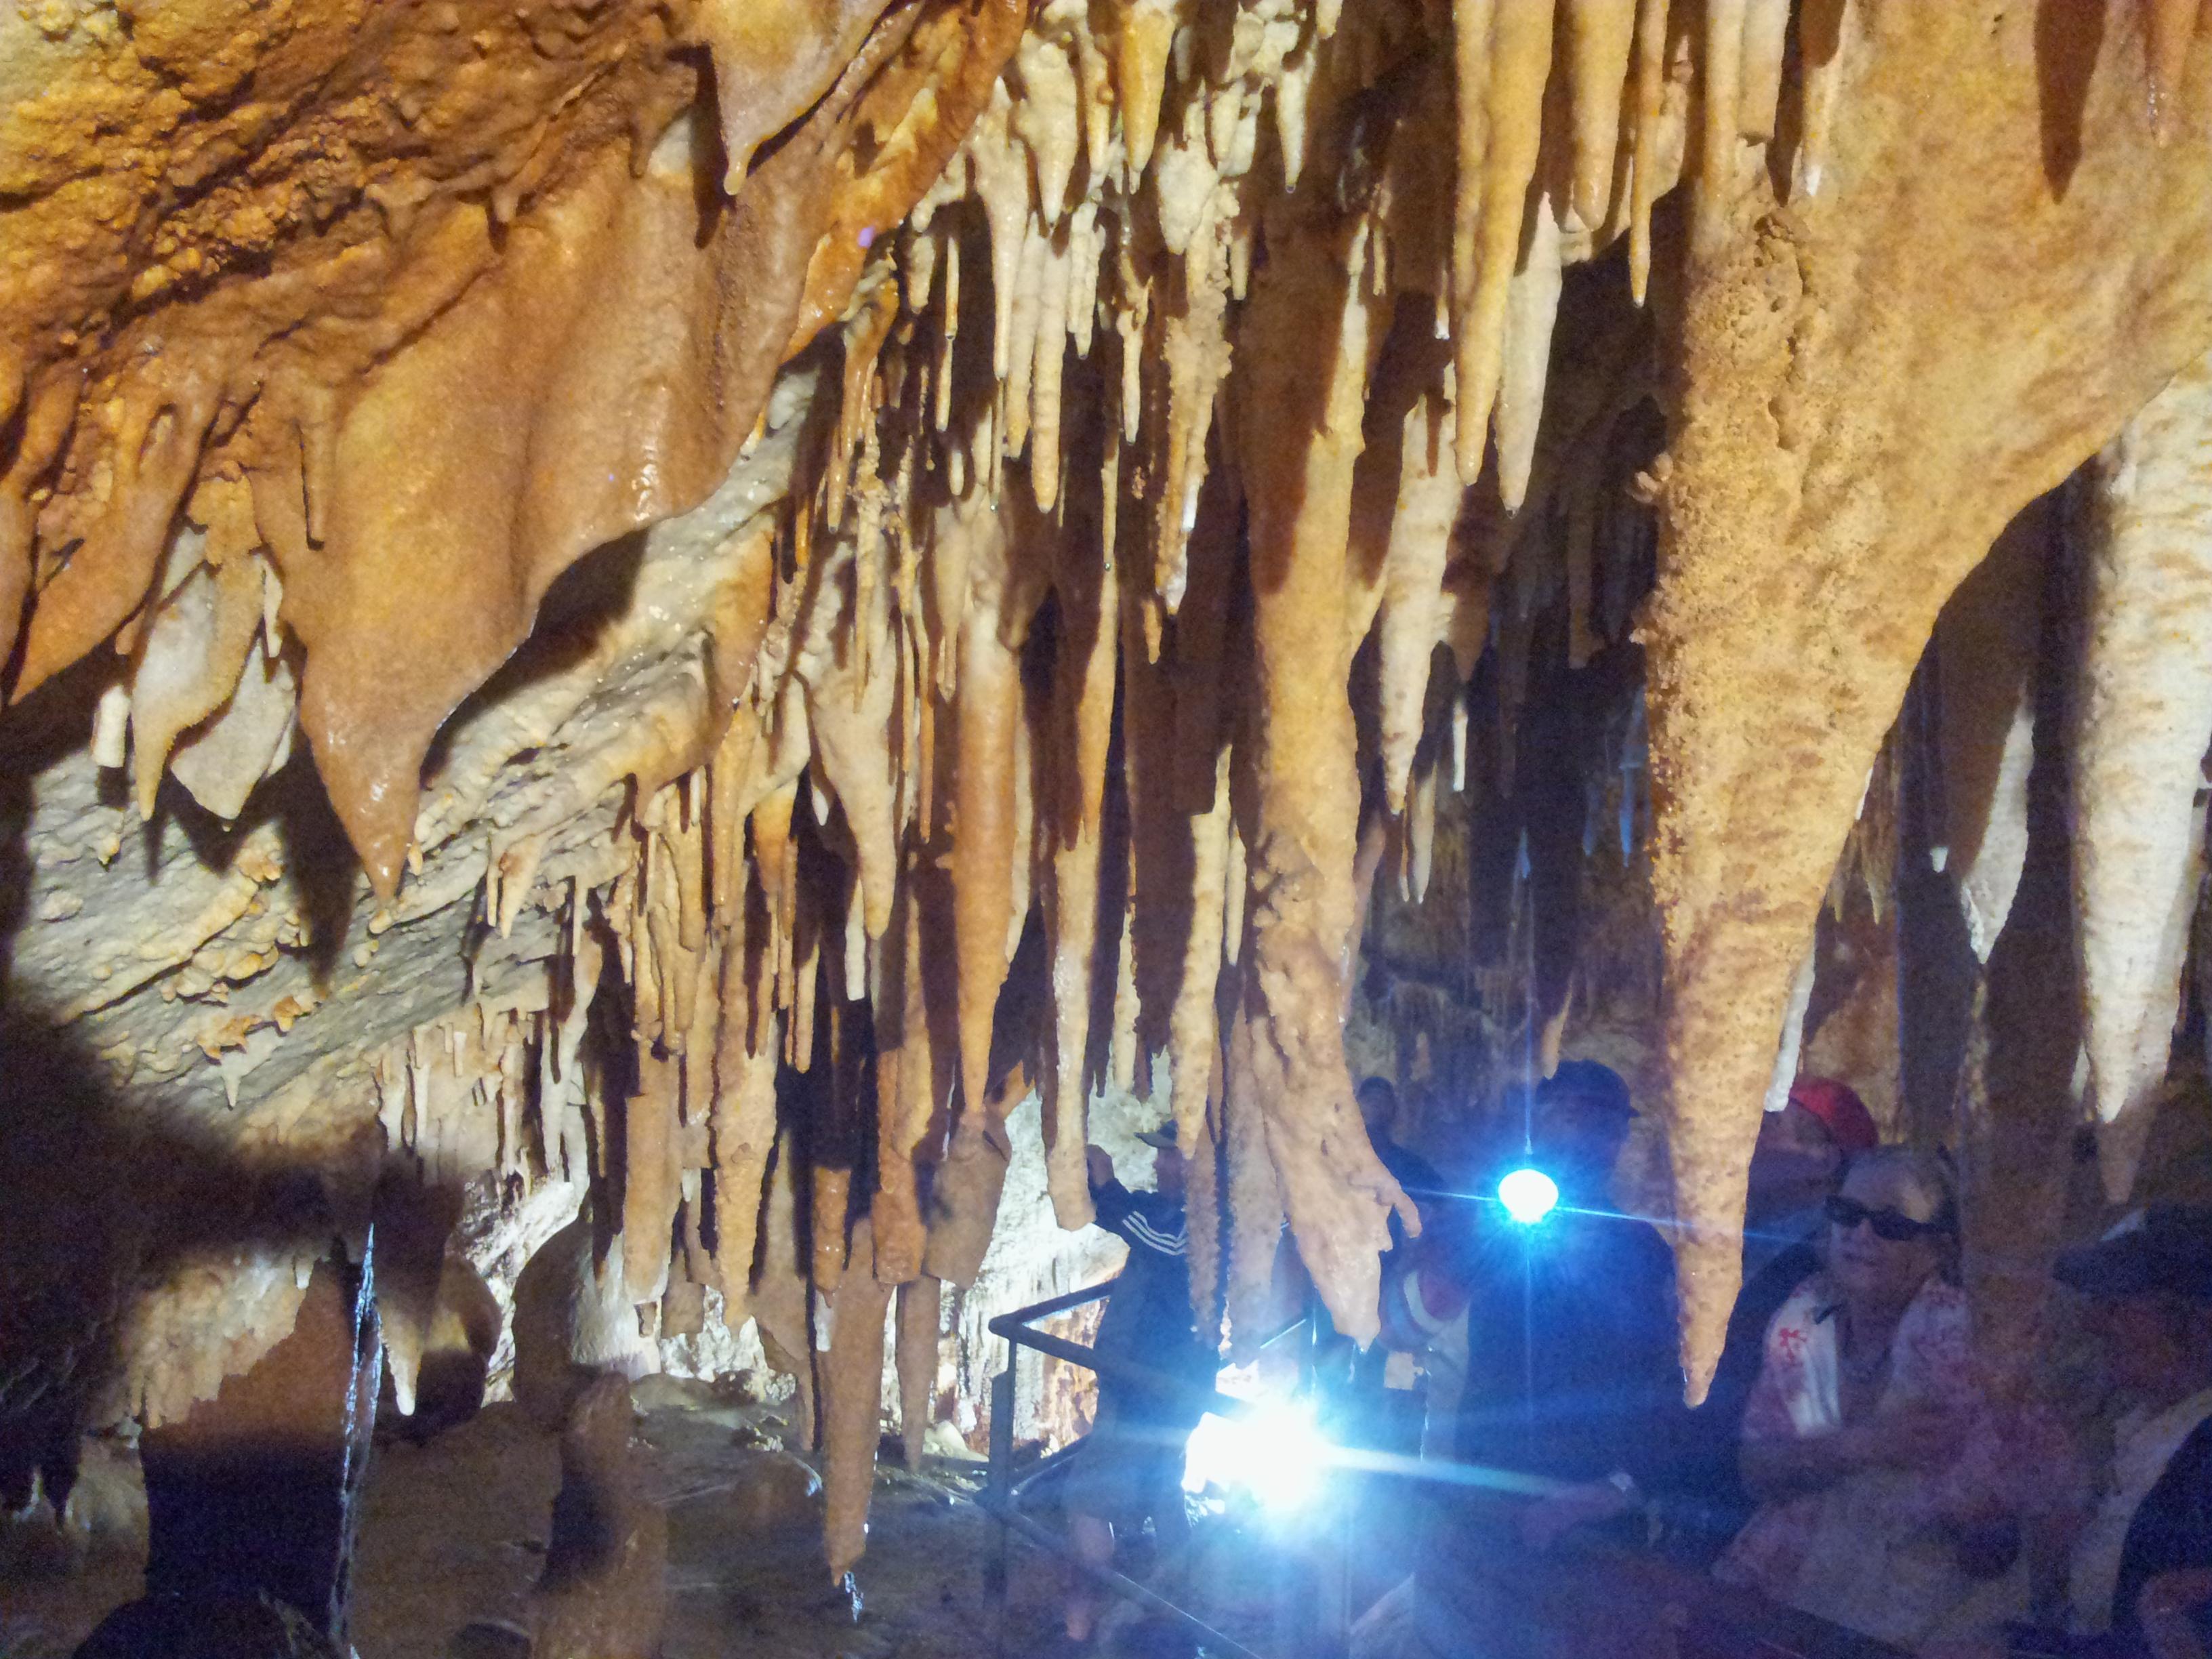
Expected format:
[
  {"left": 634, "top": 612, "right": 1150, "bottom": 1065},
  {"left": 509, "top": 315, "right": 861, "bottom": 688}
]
[{"left": 985, "top": 1360, "right": 1016, "bottom": 1651}]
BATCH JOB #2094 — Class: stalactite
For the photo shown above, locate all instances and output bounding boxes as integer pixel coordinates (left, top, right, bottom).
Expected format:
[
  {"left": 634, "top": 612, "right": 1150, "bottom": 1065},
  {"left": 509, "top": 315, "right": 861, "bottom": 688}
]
[
  {"left": 23, "top": 0, "right": 2212, "bottom": 1548},
  {"left": 921, "top": 1082, "right": 1017, "bottom": 1289},
  {"left": 1223, "top": 1007, "right": 1283, "bottom": 1353},
  {"left": 1168, "top": 751, "right": 1234, "bottom": 1150},
  {"left": 2074, "top": 350, "right": 2212, "bottom": 1200},
  {"left": 2141, "top": 0, "right": 2203, "bottom": 142},
  {"left": 872, "top": 872, "right": 939, "bottom": 1283},
  {"left": 947, "top": 494, "right": 1036, "bottom": 1122},
  {"left": 1934, "top": 504, "right": 2047, "bottom": 962},
  {"left": 1494, "top": 197, "right": 1565, "bottom": 514},
  {"left": 1565, "top": 0, "right": 1639, "bottom": 232},
  {"left": 1043, "top": 508, "right": 1120, "bottom": 1229},
  {"left": 1695, "top": 0, "right": 1748, "bottom": 260},
  {"left": 1186, "top": 1050, "right": 1225, "bottom": 1335},
  {"left": 711, "top": 934, "right": 781, "bottom": 1324},
  {"left": 1453, "top": 1, "right": 1555, "bottom": 484},
  {"left": 1231, "top": 221, "right": 1411, "bottom": 1340},
  {"left": 622, "top": 1049, "right": 682, "bottom": 1307},
  {"left": 126, "top": 552, "right": 267, "bottom": 817},
  {"left": 16, "top": 377, "right": 222, "bottom": 701},
  {"left": 1376, "top": 375, "right": 1462, "bottom": 813},
  {"left": 822, "top": 1216, "right": 895, "bottom": 1582},
  {"left": 1793, "top": 0, "right": 1849, "bottom": 198},
  {"left": 754, "top": 1131, "right": 819, "bottom": 1446},
  {"left": 0, "top": 370, "right": 85, "bottom": 670},
  {"left": 895, "top": 1274, "right": 941, "bottom": 1469}
]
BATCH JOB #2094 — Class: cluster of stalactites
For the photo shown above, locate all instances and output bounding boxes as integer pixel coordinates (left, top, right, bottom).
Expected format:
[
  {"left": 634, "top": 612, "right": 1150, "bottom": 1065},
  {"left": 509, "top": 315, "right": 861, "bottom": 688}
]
[{"left": 571, "top": 0, "right": 1814, "bottom": 1578}]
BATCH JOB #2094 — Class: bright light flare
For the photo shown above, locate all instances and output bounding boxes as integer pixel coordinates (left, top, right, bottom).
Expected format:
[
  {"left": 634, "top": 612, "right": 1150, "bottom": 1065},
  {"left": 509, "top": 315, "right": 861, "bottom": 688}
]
[
  {"left": 1497, "top": 1166, "right": 1560, "bottom": 1225},
  {"left": 1182, "top": 1395, "right": 1330, "bottom": 1511}
]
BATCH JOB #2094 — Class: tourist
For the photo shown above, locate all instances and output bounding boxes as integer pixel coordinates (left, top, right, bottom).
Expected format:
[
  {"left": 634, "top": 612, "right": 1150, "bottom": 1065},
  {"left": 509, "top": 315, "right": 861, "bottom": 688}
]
[
  {"left": 1971, "top": 1206, "right": 2212, "bottom": 1658},
  {"left": 1057, "top": 1129, "right": 1217, "bottom": 1652},
  {"left": 1713, "top": 1147, "right": 2010, "bottom": 1645},
  {"left": 1521, "top": 1075, "right": 1879, "bottom": 1559},
  {"left": 1357, "top": 1076, "right": 1446, "bottom": 1248},
  {"left": 1355, "top": 1061, "right": 1683, "bottom": 1656}
]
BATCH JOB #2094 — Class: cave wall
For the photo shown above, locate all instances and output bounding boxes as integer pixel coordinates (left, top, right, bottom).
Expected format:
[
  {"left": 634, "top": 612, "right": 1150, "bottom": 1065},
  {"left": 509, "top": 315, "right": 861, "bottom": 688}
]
[{"left": 11, "top": 0, "right": 2212, "bottom": 1581}]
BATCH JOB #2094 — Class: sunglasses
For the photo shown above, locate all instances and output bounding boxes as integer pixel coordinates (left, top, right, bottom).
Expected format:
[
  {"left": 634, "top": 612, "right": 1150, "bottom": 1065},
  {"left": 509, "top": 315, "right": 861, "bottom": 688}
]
[{"left": 1824, "top": 1194, "right": 1947, "bottom": 1243}]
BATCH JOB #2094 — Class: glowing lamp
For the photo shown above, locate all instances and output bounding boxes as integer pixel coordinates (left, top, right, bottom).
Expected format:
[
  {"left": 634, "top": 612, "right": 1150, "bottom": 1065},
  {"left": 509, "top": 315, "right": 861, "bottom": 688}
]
[
  {"left": 1497, "top": 1166, "right": 1561, "bottom": 1226},
  {"left": 1182, "top": 1396, "right": 1330, "bottom": 1511}
]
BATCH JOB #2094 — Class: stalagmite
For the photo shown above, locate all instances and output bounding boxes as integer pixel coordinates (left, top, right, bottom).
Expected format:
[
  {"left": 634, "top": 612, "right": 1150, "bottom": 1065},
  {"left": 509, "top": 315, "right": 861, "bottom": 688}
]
[
  {"left": 2074, "top": 352, "right": 2212, "bottom": 1200},
  {"left": 822, "top": 1218, "right": 894, "bottom": 1582}
]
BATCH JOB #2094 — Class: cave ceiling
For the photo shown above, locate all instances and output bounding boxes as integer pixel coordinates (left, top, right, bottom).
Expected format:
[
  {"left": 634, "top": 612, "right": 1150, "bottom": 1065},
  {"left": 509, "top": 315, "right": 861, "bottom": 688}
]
[{"left": 8, "top": 0, "right": 2212, "bottom": 1582}]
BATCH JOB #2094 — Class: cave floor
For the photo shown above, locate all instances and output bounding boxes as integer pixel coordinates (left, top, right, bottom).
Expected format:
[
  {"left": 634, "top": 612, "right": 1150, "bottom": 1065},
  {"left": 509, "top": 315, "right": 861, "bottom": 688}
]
[{"left": 1, "top": 1380, "right": 1330, "bottom": 1658}]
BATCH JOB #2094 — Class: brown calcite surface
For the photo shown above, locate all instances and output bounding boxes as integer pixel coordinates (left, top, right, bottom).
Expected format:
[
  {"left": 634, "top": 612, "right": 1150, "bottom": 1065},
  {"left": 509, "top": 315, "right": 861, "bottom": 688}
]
[
  {"left": 1645, "top": 3, "right": 2212, "bottom": 1393},
  {"left": 12, "top": 0, "right": 2212, "bottom": 1581}
]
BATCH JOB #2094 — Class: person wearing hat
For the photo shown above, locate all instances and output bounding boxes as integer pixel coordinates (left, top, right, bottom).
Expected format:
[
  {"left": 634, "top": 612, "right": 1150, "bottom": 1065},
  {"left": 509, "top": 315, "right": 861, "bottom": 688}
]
[
  {"left": 1056, "top": 1127, "right": 1216, "bottom": 1650},
  {"left": 1983, "top": 1206, "right": 2212, "bottom": 1658},
  {"left": 1513, "top": 1076, "right": 1883, "bottom": 1562},
  {"left": 1361, "top": 1061, "right": 1683, "bottom": 1652}
]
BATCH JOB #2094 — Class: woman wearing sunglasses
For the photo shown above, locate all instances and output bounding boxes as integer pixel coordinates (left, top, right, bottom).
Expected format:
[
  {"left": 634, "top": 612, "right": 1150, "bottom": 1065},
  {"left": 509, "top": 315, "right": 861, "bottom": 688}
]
[{"left": 1713, "top": 1147, "right": 2023, "bottom": 1645}]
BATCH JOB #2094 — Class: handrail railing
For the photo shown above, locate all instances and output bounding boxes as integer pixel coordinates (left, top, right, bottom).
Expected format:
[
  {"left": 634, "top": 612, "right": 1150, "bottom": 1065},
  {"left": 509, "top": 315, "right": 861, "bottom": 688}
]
[
  {"left": 982, "top": 1277, "right": 1290, "bottom": 1658},
  {"left": 979, "top": 1277, "right": 1906, "bottom": 1659}
]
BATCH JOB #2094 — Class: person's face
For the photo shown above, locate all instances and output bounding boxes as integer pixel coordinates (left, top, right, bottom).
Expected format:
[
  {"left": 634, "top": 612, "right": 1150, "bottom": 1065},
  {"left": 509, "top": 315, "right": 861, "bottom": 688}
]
[
  {"left": 2089, "top": 1294, "right": 2199, "bottom": 1397},
  {"left": 1826, "top": 1161, "right": 1942, "bottom": 1309},
  {"left": 1750, "top": 1103, "right": 1842, "bottom": 1210},
  {"left": 1531, "top": 1094, "right": 1629, "bottom": 1189},
  {"left": 1153, "top": 1145, "right": 1186, "bottom": 1198}
]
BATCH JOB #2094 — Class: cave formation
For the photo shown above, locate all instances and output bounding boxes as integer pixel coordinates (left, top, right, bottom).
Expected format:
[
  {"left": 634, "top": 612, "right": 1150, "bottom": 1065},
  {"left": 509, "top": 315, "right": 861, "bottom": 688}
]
[{"left": 7, "top": 0, "right": 2212, "bottom": 1647}]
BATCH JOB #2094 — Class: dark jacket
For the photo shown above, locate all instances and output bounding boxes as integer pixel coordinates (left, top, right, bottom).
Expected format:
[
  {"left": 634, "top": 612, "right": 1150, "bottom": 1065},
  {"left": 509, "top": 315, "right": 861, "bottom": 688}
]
[
  {"left": 1638, "top": 1236, "right": 1822, "bottom": 1558},
  {"left": 1451, "top": 1200, "right": 1683, "bottom": 1484},
  {"left": 2109, "top": 1414, "right": 2212, "bottom": 1655},
  {"left": 1088, "top": 1176, "right": 1214, "bottom": 1428},
  {"left": 2007, "top": 1414, "right": 2212, "bottom": 1658}
]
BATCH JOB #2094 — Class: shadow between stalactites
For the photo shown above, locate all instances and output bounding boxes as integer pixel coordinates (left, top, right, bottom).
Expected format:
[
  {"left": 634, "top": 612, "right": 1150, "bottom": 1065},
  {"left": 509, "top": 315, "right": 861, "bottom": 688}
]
[
  {"left": 0, "top": 1008, "right": 363, "bottom": 1515},
  {"left": 2036, "top": 0, "right": 2106, "bottom": 197}
]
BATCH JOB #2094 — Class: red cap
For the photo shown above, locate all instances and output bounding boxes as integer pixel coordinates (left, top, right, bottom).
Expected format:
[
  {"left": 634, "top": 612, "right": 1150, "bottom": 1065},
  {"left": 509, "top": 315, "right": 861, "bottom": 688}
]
[{"left": 1787, "top": 1077, "right": 1877, "bottom": 1155}]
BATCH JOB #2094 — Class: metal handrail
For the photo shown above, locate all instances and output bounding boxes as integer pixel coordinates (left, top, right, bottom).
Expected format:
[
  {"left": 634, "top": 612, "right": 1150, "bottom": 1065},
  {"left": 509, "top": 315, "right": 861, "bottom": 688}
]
[
  {"left": 981, "top": 1276, "right": 1282, "bottom": 1659},
  {"left": 978, "top": 1279, "right": 1910, "bottom": 1659}
]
